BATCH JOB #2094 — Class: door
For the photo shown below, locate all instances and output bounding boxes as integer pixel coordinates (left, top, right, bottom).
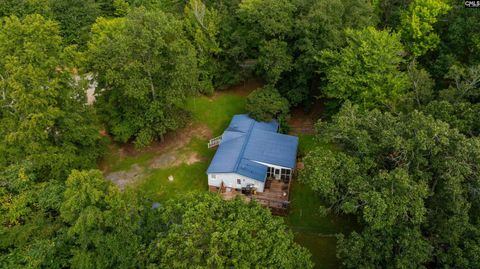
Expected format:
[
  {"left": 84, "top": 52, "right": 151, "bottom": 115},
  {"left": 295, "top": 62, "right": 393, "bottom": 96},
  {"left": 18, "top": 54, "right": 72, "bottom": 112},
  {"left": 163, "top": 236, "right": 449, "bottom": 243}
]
[{"left": 274, "top": 168, "right": 280, "bottom": 180}]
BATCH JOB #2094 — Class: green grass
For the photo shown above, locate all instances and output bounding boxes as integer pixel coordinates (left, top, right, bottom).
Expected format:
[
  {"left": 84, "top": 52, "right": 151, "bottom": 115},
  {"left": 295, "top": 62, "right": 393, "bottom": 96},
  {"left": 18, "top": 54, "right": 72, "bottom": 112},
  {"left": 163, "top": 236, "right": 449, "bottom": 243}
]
[
  {"left": 135, "top": 93, "right": 248, "bottom": 200},
  {"left": 101, "top": 89, "right": 356, "bottom": 269},
  {"left": 297, "top": 134, "right": 316, "bottom": 158},
  {"left": 294, "top": 233, "right": 339, "bottom": 269},
  {"left": 286, "top": 181, "right": 358, "bottom": 269},
  {"left": 137, "top": 137, "right": 216, "bottom": 202},
  {"left": 101, "top": 143, "right": 157, "bottom": 172},
  {"left": 284, "top": 135, "right": 358, "bottom": 269},
  {"left": 184, "top": 93, "right": 247, "bottom": 134}
]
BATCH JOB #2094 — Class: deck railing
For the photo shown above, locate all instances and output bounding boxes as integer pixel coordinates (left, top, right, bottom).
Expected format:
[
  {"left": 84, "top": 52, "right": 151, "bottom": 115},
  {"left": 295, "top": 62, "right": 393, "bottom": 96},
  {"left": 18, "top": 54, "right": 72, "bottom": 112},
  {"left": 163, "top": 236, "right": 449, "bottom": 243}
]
[{"left": 208, "top": 135, "right": 223, "bottom": 148}]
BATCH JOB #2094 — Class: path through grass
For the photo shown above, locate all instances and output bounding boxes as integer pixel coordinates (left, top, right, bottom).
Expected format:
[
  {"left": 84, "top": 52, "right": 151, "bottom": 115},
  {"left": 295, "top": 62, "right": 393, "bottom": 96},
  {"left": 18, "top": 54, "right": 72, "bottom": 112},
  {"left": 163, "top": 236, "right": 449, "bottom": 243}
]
[{"left": 100, "top": 82, "right": 357, "bottom": 268}]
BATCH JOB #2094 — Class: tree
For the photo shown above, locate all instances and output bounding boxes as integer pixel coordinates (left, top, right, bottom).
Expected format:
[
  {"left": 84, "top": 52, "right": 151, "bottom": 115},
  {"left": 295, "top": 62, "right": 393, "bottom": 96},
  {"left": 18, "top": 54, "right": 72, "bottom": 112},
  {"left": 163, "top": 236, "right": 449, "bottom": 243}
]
[
  {"left": 439, "top": 64, "right": 480, "bottom": 103},
  {"left": 257, "top": 39, "right": 293, "bottom": 84},
  {"left": 415, "top": 64, "right": 480, "bottom": 136},
  {"left": 145, "top": 193, "right": 313, "bottom": 268},
  {"left": 87, "top": 7, "right": 199, "bottom": 147},
  {"left": 301, "top": 102, "right": 480, "bottom": 268},
  {"left": 237, "top": 0, "right": 295, "bottom": 44},
  {"left": 0, "top": 164, "right": 66, "bottom": 268},
  {"left": 0, "top": 14, "right": 102, "bottom": 180},
  {"left": 423, "top": 101, "right": 480, "bottom": 136},
  {"left": 375, "top": 0, "right": 412, "bottom": 29},
  {"left": 0, "top": 0, "right": 51, "bottom": 18},
  {"left": 429, "top": 0, "right": 480, "bottom": 76},
  {"left": 232, "top": 0, "right": 296, "bottom": 86},
  {"left": 319, "top": 27, "right": 409, "bottom": 110},
  {"left": 400, "top": 0, "right": 450, "bottom": 58},
  {"left": 280, "top": 0, "right": 377, "bottom": 105},
  {"left": 50, "top": 0, "right": 102, "bottom": 46},
  {"left": 246, "top": 85, "right": 289, "bottom": 122},
  {"left": 183, "top": 0, "right": 221, "bottom": 95},
  {"left": 60, "top": 170, "right": 142, "bottom": 268}
]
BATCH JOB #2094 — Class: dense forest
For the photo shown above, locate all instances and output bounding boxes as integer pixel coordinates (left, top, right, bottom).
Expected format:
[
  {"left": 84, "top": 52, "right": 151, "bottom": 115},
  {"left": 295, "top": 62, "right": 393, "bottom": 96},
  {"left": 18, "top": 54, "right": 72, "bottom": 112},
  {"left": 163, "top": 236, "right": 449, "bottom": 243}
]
[{"left": 0, "top": 0, "right": 479, "bottom": 268}]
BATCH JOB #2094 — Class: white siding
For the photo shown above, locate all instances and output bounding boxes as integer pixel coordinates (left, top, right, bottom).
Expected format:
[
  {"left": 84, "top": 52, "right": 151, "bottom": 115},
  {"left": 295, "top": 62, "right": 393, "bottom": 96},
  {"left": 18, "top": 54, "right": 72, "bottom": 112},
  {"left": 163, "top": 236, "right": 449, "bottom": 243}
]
[{"left": 208, "top": 173, "right": 265, "bottom": 192}]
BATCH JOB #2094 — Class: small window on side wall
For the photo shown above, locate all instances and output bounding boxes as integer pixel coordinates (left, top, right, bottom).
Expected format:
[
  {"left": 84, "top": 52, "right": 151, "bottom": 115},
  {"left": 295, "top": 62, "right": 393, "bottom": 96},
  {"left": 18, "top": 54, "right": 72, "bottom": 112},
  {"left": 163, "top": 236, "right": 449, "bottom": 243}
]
[
  {"left": 237, "top": 179, "right": 241, "bottom": 184},
  {"left": 212, "top": 174, "right": 216, "bottom": 179}
]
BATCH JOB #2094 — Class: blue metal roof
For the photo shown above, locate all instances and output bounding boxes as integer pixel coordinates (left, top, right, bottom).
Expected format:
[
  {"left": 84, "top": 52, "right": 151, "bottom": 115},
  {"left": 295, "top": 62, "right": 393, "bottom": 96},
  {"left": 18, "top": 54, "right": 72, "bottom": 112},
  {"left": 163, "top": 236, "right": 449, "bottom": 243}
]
[
  {"left": 207, "top": 114, "right": 298, "bottom": 181},
  {"left": 226, "top": 114, "right": 279, "bottom": 133},
  {"left": 236, "top": 159, "right": 268, "bottom": 181},
  {"left": 207, "top": 136, "right": 245, "bottom": 173},
  {"left": 244, "top": 128, "right": 299, "bottom": 169}
]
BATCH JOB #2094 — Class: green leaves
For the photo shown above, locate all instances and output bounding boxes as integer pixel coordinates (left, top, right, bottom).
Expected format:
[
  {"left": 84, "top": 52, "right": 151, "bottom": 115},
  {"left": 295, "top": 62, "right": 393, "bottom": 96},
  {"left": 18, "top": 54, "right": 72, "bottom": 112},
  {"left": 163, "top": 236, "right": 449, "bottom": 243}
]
[
  {"left": 61, "top": 170, "right": 142, "bottom": 269},
  {"left": 0, "top": 14, "right": 102, "bottom": 180},
  {"left": 400, "top": 0, "right": 451, "bottom": 57},
  {"left": 301, "top": 102, "right": 480, "bottom": 267},
  {"left": 257, "top": 39, "right": 293, "bottom": 84},
  {"left": 87, "top": 8, "right": 199, "bottom": 147},
  {"left": 245, "top": 85, "right": 289, "bottom": 122},
  {"left": 320, "top": 27, "right": 409, "bottom": 110},
  {"left": 146, "top": 193, "right": 313, "bottom": 268}
]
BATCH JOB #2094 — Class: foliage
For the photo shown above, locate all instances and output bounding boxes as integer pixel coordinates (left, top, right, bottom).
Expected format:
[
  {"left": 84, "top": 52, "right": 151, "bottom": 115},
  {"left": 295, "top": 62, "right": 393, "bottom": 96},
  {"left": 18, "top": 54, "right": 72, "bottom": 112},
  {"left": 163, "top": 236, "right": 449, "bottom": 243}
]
[
  {"left": 423, "top": 101, "right": 480, "bottom": 136},
  {"left": 237, "top": 0, "right": 295, "bottom": 43},
  {"left": 145, "top": 193, "right": 313, "bottom": 268},
  {"left": 183, "top": 0, "right": 221, "bottom": 95},
  {"left": 301, "top": 102, "right": 480, "bottom": 268},
  {"left": 413, "top": 64, "right": 480, "bottom": 136},
  {"left": 60, "top": 169, "right": 142, "bottom": 268},
  {"left": 0, "top": 164, "right": 65, "bottom": 268},
  {"left": 375, "top": 0, "right": 412, "bottom": 29},
  {"left": 401, "top": 60, "right": 435, "bottom": 109},
  {"left": 0, "top": 14, "right": 102, "bottom": 180},
  {"left": 257, "top": 39, "right": 293, "bottom": 84},
  {"left": 284, "top": 0, "right": 376, "bottom": 105},
  {"left": 400, "top": 0, "right": 450, "bottom": 58},
  {"left": 87, "top": 8, "right": 199, "bottom": 147},
  {"left": 1, "top": 1, "right": 479, "bottom": 268},
  {"left": 0, "top": 0, "right": 51, "bottom": 18},
  {"left": 439, "top": 64, "right": 480, "bottom": 103},
  {"left": 319, "top": 27, "right": 409, "bottom": 110},
  {"left": 50, "top": 0, "right": 102, "bottom": 46},
  {"left": 246, "top": 85, "right": 289, "bottom": 122}
]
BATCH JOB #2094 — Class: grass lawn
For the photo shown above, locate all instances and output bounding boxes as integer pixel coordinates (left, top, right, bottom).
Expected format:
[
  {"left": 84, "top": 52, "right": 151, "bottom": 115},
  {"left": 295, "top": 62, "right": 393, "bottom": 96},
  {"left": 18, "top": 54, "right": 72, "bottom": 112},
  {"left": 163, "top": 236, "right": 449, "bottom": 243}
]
[
  {"left": 137, "top": 137, "right": 215, "bottom": 201},
  {"left": 184, "top": 93, "right": 247, "bottom": 135},
  {"left": 100, "top": 86, "right": 356, "bottom": 269},
  {"left": 286, "top": 135, "right": 358, "bottom": 269},
  {"left": 102, "top": 91, "right": 248, "bottom": 202},
  {"left": 136, "top": 93, "right": 248, "bottom": 201}
]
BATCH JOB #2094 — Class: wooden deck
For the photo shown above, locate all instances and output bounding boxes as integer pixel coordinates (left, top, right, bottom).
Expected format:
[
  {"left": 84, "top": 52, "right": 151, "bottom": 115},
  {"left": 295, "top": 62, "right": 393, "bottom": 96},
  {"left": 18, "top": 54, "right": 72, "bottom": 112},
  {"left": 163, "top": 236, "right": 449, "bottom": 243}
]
[{"left": 214, "top": 179, "right": 291, "bottom": 215}]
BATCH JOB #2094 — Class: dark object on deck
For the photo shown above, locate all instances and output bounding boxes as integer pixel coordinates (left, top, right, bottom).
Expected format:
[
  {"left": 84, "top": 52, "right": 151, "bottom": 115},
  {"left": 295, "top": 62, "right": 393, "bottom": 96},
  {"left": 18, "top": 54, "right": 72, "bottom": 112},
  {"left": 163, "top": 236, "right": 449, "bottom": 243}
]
[{"left": 242, "top": 184, "right": 256, "bottom": 195}]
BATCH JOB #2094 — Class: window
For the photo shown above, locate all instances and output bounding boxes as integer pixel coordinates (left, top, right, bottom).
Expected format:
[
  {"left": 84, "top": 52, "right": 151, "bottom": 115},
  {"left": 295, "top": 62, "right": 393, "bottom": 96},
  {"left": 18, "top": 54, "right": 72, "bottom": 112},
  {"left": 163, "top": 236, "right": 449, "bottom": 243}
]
[
  {"left": 237, "top": 179, "right": 241, "bottom": 185},
  {"left": 211, "top": 174, "right": 216, "bottom": 179},
  {"left": 280, "top": 168, "right": 291, "bottom": 181},
  {"left": 266, "top": 167, "right": 274, "bottom": 178}
]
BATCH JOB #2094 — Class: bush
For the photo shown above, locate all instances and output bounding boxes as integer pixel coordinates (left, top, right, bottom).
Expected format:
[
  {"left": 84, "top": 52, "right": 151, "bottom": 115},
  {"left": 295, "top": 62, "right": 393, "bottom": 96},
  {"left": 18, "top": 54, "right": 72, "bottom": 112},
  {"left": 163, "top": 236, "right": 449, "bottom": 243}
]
[{"left": 246, "top": 85, "right": 289, "bottom": 122}]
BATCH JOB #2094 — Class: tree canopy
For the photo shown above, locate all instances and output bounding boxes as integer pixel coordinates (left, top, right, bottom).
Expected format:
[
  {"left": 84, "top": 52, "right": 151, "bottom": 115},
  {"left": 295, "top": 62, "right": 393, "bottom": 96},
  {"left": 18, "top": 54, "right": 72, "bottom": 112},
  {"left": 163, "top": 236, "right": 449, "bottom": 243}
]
[
  {"left": 301, "top": 102, "right": 480, "bottom": 268},
  {"left": 87, "top": 7, "right": 199, "bottom": 147},
  {"left": 146, "top": 193, "right": 313, "bottom": 268},
  {"left": 246, "top": 85, "right": 289, "bottom": 122},
  {"left": 1, "top": 0, "right": 480, "bottom": 268},
  {"left": 0, "top": 14, "right": 102, "bottom": 180},
  {"left": 319, "top": 27, "right": 409, "bottom": 110}
]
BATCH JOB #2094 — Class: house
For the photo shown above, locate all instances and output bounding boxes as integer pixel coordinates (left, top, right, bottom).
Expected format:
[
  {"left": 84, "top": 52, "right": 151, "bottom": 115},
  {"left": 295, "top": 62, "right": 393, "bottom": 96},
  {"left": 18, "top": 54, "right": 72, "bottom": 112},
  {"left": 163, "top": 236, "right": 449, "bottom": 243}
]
[{"left": 207, "top": 114, "right": 299, "bottom": 193}]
